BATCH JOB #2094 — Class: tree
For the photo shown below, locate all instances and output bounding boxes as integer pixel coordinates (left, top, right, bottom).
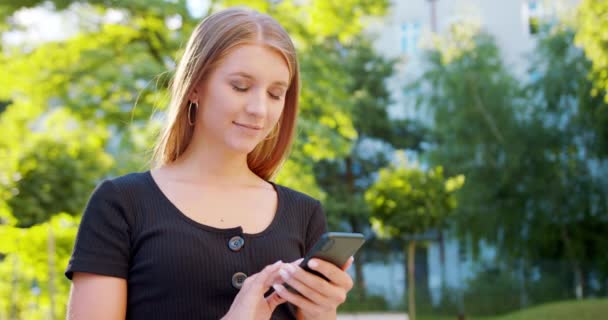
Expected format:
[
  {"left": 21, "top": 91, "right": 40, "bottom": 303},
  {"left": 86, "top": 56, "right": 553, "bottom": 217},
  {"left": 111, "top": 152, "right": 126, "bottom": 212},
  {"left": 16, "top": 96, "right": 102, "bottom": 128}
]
[
  {"left": 576, "top": 0, "right": 608, "bottom": 104},
  {"left": 0, "top": 0, "right": 391, "bottom": 196},
  {"left": 365, "top": 155, "right": 464, "bottom": 320},
  {"left": 0, "top": 0, "right": 393, "bottom": 317},
  {"left": 0, "top": 213, "right": 80, "bottom": 319},
  {"left": 410, "top": 19, "right": 608, "bottom": 303},
  {"left": 311, "top": 36, "right": 429, "bottom": 299},
  {"left": 0, "top": 107, "right": 113, "bottom": 227},
  {"left": 409, "top": 21, "right": 529, "bottom": 265},
  {"left": 525, "top": 23, "right": 608, "bottom": 299}
]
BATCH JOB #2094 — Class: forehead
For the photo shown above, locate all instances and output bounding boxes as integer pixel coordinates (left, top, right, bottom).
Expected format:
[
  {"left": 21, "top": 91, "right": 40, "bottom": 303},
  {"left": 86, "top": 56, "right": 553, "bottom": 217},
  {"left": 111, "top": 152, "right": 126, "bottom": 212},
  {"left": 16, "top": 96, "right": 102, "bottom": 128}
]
[{"left": 214, "top": 44, "right": 290, "bottom": 84}]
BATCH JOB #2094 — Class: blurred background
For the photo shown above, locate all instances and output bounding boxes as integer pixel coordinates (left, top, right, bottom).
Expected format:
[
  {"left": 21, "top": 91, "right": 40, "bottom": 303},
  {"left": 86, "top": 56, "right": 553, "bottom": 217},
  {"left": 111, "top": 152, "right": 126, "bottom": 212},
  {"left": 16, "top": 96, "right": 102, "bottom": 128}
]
[{"left": 1, "top": 0, "right": 607, "bottom": 319}]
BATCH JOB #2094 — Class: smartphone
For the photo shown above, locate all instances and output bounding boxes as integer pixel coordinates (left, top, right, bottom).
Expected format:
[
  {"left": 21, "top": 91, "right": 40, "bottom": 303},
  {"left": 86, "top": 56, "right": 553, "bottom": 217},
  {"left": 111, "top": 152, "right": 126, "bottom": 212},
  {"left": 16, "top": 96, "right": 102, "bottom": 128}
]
[
  {"left": 299, "top": 232, "right": 366, "bottom": 281},
  {"left": 266, "top": 232, "right": 365, "bottom": 296}
]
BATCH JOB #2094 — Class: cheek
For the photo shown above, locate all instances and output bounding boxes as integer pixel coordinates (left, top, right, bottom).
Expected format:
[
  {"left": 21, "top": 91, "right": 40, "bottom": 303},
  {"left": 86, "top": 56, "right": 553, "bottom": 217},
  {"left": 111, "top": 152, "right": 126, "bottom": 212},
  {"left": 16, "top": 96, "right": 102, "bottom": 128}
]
[
  {"left": 270, "top": 103, "right": 286, "bottom": 124},
  {"left": 200, "top": 89, "right": 237, "bottom": 121}
]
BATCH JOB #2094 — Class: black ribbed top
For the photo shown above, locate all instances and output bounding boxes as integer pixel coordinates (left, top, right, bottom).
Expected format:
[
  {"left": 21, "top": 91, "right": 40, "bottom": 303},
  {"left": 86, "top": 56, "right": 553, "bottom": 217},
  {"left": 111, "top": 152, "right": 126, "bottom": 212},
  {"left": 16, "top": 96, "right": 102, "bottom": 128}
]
[{"left": 65, "top": 171, "right": 327, "bottom": 320}]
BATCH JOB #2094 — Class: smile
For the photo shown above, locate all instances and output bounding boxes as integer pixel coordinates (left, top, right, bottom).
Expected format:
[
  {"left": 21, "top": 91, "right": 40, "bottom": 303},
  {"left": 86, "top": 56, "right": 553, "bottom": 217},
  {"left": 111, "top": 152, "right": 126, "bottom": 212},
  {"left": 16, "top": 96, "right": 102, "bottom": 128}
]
[{"left": 233, "top": 122, "right": 262, "bottom": 130}]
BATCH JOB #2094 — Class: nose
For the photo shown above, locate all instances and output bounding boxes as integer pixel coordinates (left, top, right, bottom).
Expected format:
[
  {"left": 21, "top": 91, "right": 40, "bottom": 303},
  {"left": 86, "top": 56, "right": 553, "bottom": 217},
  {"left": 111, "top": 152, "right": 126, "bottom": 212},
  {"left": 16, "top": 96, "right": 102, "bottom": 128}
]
[{"left": 244, "top": 88, "right": 267, "bottom": 119}]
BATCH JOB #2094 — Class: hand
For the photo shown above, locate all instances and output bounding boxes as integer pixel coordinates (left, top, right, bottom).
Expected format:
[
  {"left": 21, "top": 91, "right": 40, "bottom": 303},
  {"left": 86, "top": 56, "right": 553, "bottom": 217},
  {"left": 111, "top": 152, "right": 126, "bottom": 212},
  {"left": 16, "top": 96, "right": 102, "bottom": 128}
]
[
  {"left": 271, "top": 257, "right": 355, "bottom": 320},
  {"left": 222, "top": 260, "right": 287, "bottom": 320}
]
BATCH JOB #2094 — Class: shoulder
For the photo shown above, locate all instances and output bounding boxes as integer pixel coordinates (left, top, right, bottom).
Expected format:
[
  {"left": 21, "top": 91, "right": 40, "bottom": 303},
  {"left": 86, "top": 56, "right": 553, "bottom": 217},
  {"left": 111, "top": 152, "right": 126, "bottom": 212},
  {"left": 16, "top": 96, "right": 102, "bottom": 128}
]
[
  {"left": 77, "top": 173, "right": 151, "bottom": 233},
  {"left": 104, "top": 171, "right": 153, "bottom": 193},
  {"left": 87, "top": 171, "right": 153, "bottom": 216},
  {"left": 272, "top": 183, "right": 328, "bottom": 247},
  {"left": 273, "top": 183, "right": 322, "bottom": 213}
]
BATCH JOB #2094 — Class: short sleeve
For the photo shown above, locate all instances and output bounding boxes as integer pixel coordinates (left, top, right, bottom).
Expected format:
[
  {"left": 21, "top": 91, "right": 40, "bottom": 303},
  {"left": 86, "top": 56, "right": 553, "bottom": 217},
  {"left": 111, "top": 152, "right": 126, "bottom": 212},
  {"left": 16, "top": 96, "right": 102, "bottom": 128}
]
[
  {"left": 65, "top": 180, "right": 132, "bottom": 280},
  {"left": 304, "top": 200, "right": 328, "bottom": 253}
]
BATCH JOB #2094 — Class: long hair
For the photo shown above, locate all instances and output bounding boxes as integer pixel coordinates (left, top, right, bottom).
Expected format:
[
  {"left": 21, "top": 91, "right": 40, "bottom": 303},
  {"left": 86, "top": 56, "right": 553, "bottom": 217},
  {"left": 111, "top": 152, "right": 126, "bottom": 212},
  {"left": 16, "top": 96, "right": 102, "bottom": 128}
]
[{"left": 152, "top": 7, "right": 299, "bottom": 180}]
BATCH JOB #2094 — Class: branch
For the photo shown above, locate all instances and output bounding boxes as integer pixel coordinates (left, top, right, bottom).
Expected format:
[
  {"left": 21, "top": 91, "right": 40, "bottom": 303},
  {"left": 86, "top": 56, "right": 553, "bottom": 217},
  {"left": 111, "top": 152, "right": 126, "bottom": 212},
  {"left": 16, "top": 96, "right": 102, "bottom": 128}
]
[{"left": 469, "top": 76, "right": 505, "bottom": 145}]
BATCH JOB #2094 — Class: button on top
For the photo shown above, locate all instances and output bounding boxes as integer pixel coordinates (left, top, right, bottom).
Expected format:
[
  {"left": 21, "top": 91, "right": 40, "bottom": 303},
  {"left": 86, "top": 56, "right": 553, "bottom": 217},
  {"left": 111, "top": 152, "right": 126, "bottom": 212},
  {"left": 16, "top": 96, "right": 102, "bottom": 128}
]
[
  {"left": 232, "top": 272, "right": 247, "bottom": 289},
  {"left": 228, "top": 236, "right": 245, "bottom": 252}
]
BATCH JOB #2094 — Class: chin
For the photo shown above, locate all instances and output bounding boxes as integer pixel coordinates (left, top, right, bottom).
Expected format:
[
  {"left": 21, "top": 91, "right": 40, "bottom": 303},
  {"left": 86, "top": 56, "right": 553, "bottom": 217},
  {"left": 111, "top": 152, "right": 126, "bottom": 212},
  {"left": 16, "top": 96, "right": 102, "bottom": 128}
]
[{"left": 226, "top": 139, "right": 261, "bottom": 155}]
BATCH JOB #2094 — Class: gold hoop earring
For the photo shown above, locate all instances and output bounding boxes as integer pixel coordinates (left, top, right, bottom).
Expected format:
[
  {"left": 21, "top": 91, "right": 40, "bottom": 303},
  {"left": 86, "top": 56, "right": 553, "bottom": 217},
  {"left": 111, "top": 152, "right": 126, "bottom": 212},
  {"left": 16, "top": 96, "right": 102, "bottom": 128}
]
[{"left": 188, "top": 101, "right": 198, "bottom": 126}]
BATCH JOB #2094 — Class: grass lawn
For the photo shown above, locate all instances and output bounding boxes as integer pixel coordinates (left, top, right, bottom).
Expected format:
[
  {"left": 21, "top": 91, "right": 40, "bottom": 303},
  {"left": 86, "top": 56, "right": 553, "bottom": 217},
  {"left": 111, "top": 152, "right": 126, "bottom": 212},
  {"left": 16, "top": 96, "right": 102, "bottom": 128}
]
[
  {"left": 418, "top": 316, "right": 495, "bottom": 320},
  {"left": 493, "top": 298, "right": 608, "bottom": 320},
  {"left": 417, "top": 298, "right": 608, "bottom": 320}
]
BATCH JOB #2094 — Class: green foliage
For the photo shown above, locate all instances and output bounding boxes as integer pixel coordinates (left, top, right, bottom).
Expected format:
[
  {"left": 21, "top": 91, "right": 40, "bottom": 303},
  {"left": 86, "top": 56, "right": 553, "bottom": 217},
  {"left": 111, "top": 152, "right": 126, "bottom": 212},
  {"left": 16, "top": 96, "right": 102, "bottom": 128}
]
[
  {"left": 462, "top": 267, "right": 522, "bottom": 316},
  {"left": 412, "top": 16, "right": 608, "bottom": 302},
  {"left": 222, "top": 0, "right": 389, "bottom": 43},
  {"left": 311, "top": 36, "right": 400, "bottom": 229},
  {"left": 576, "top": 0, "right": 608, "bottom": 103},
  {"left": 337, "top": 286, "right": 389, "bottom": 312},
  {"left": 1, "top": 107, "right": 113, "bottom": 227},
  {"left": 0, "top": 0, "right": 394, "bottom": 318},
  {"left": 411, "top": 29, "right": 526, "bottom": 257},
  {"left": 365, "top": 154, "right": 464, "bottom": 238},
  {"left": 0, "top": 213, "right": 79, "bottom": 320},
  {"left": 524, "top": 24, "right": 608, "bottom": 276}
]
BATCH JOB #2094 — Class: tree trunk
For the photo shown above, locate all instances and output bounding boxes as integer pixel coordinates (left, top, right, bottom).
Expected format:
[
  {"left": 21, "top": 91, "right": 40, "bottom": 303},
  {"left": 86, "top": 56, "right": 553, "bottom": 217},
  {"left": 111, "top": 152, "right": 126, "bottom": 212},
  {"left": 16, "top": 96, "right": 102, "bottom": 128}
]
[
  {"left": 561, "top": 226, "right": 584, "bottom": 299},
  {"left": 350, "top": 217, "right": 366, "bottom": 299},
  {"left": 438, "top": 230, "right": 447, "bottom": 299},
  {"left": 48, "top": 224, "right": 56, "bottom": 320},
  {"left": 574, "top": 265, "right": 583, "bottom": 299},
  {"left": 10, "top": 255, "right": 19, "bottom": 319},
  {"left": 346, "top": 156, "right": 366, "bottom": 298},
  {"left": 519, "top": 258, "right": 529, "bottom": 308},
  {"left": 406, "top": 241, "right": 416, "bottom": 320}
]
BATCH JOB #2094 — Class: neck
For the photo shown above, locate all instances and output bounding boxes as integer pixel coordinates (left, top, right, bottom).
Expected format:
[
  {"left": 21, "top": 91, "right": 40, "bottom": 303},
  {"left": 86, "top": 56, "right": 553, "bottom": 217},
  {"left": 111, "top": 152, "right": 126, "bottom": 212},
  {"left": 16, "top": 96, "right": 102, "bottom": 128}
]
[{"left": 171, "top": 138, "right": 257, "bottom": 186}]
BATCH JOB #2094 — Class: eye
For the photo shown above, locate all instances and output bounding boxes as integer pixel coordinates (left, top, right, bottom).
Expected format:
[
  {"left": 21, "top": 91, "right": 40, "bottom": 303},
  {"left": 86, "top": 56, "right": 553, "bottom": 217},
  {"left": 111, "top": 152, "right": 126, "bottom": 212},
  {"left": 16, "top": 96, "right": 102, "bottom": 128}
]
[
  {"left": 232, "top": 85, "right": 248, "bottom": 92},
  {"left": 268, "top": 88, "right": 285, "bottom": 100},
  {"left": 268, "top": 92, "right": 282, "bottom": 100}
]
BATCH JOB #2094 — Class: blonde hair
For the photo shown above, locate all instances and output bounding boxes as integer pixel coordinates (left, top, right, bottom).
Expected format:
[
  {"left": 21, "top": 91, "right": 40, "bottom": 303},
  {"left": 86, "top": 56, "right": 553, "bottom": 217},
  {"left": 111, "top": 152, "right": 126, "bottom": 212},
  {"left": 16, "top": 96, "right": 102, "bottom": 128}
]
[{"left": 152, "top": 7, "right": 300, "bottom": 180}]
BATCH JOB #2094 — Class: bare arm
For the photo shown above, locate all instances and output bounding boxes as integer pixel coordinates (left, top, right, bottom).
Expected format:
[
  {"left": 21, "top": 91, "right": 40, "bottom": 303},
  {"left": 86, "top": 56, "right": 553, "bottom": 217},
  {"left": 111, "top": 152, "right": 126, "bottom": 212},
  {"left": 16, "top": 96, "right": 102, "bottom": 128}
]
[{"left": 67, "top": 272, "right": 127, "bottom": 320}]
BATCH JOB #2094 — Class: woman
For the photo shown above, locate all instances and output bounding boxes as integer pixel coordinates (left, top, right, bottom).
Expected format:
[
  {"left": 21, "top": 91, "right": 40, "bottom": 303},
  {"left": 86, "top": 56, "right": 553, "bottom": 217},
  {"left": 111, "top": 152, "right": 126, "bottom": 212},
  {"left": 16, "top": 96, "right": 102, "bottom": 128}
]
[{"left": 65, "top": 6, "right": 354, "bottom": 320}]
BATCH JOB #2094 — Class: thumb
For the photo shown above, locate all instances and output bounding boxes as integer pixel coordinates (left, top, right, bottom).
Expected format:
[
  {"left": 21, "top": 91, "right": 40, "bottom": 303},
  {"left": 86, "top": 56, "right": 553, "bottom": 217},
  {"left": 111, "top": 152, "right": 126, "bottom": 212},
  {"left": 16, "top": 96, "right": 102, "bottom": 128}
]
[
  {"left": 265, "top": 291, "right": 286, "bottom": 310},
  {"left": 341, "top": 256, "right": 354, "bottom": 271}
]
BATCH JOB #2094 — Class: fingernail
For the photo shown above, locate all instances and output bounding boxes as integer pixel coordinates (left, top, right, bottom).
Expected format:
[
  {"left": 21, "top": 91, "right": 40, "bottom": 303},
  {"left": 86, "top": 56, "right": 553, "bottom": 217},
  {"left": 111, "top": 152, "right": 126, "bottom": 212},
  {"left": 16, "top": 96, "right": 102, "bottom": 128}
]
[
  {"left": 272, "top": 284, "right": 283, "bottom": 292},
  {"left": 279, "top": 268, "right": 290, "bottom": 280},
  {"left": 273, "top": 260, "right": 283, "bottom": 266},
  {"left": 285, "top": 263, "right": 297, "bottom": 274},
  {"left": 308, "top": 259, "right": 319, "bottom": 269}
]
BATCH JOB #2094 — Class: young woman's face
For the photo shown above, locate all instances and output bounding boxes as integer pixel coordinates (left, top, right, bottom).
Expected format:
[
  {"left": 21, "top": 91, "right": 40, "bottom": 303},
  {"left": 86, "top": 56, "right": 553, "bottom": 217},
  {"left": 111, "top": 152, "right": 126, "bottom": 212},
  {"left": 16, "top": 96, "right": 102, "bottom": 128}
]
[{"left": 193, "top": 44, "right": 290, "bottom": 154}]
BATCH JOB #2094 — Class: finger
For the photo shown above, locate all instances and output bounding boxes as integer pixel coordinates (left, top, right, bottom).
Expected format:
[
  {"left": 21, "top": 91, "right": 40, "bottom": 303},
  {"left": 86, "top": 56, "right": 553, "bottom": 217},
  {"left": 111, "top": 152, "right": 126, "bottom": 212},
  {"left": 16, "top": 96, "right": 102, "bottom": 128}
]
[
  {"left": 286, "top": 262, "right": 333, "bottom": 291},
  {"left": 253, "top": 260, "right": 283, "bottom": 289},
  {"left": 342, "top": 256, "right": 354, "bottom": 271},
  {"left": 272, "top": 283, "right": 322, "bottom": 314},
  {"left": 278, "top": 265, "right": 328, "bottom": 304},
  {"left": 283, "top": 263, "right": 347, "bottom": 306},
  {"left": 307, "top": 259, "right": 353, "bottom": 289},
  {"left": 263, "top": 267, "right": 286, "bottom": 288},
  {"left": 265, "top": 291, "right": 287, "bottom": 310}
]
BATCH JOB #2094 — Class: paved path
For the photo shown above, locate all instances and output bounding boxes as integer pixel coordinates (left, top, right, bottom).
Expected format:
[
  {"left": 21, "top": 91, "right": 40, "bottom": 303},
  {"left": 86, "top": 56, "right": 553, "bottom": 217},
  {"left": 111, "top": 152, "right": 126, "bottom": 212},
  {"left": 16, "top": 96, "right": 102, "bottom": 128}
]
[{"left": 338, "top": 313, "right": 408, "bottom": 320}]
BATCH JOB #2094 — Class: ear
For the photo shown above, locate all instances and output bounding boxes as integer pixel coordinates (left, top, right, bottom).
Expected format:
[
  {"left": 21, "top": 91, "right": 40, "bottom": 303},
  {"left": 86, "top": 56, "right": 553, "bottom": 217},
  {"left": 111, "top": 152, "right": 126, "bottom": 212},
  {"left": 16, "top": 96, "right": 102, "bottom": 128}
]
[{"left": 187, "top": 88, "right": 199, "bottom": 103}]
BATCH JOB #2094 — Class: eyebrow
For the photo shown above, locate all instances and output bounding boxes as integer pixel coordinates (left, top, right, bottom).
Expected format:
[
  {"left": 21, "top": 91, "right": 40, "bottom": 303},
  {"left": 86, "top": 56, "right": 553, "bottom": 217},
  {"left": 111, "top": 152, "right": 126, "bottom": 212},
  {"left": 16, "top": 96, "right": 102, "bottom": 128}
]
[{"left": 228, "top": 72, "right": 289, "bottom": 88}]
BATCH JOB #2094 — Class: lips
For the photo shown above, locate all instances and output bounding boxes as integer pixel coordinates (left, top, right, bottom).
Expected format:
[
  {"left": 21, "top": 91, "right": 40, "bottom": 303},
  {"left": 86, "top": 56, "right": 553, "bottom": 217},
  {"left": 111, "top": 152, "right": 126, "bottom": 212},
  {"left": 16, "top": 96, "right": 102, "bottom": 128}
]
[{"left": 233, "top": 121, "right": 262, "bottom": 130}]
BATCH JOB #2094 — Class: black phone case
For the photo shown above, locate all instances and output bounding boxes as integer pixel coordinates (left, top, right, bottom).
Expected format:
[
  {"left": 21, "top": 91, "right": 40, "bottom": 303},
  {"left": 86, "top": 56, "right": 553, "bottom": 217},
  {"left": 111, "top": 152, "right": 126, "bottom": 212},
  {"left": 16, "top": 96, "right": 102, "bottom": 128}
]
[
  {"left": 298, "top": 232, "right": 366, "bottom": 281},
  {"left": 265, "top": 232, "right": 365, "bottom": 297}
]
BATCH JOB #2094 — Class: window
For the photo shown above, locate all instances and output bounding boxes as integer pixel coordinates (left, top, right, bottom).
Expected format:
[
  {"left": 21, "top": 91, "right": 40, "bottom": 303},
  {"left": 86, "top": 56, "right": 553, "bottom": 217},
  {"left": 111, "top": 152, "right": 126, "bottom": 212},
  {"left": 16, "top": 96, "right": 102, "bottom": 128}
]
[
  {"left": 526, "top": 0, "right": 543, "bottom": 35},
  {"left": 401, "top": 22, "right": 421, "bottom": 55}
]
